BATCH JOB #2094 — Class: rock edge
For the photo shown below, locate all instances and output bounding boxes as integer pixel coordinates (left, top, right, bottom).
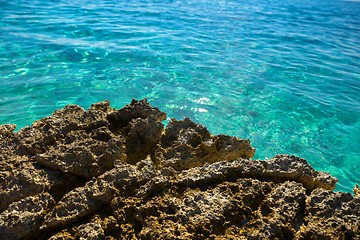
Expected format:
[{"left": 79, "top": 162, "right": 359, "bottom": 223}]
[{"left": 0, "top": 99, "right": 358, "bottom": 240}]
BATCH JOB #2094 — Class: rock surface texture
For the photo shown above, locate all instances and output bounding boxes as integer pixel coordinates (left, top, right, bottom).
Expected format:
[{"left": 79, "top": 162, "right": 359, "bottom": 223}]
[{"left": 0, "top": 99, "right": 358, "bottom": 240}]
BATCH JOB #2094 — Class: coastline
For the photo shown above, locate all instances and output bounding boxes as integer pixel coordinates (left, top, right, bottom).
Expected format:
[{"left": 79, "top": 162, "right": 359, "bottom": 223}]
[{"left": 0, "top": 99, "right": 359, "bottom": 239}]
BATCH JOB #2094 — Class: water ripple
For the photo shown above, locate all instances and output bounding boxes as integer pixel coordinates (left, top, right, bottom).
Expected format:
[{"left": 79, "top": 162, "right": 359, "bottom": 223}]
[{"left": 1, "top": 0, "right": 360, "bottom": 192}]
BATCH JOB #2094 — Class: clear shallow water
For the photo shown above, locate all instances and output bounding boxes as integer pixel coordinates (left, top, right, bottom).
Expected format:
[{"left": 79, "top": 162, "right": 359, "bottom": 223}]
[{"left": 1, "top": 0, "right": 359, "bottom": 192}]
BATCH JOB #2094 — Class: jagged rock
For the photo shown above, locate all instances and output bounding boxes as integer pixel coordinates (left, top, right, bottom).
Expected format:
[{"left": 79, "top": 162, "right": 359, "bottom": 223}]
[
  {"left": 294, "top": 188, "right": 360, "bottom": 239},
  {"left": 70, "top": 215, "right": 119, "bottom": 240},
  {"left": 0, "top": 193, "right": 54, "bottom": 239},
  {"left": 173, "top": 155, "right": 336, "bottom": 192},
  {"left": 42, "top": 176, "right": 116, "bottom": 229},
  {"left": 0, "top": 160, "right": 51, "bottom": 212},
  {"left": 157, "top": 118, "right": 255, "bottom": 170},
  {"left": 125, "top": 116, "right": 164, "bottom": 164},
  {"left": 107, "top": 99, "right": 166, "bottom": 132},
  {"left": 16, "top": 105, "right": 86, "bottom": 156},
  {"left": 239, "top": 181, "right": 306, "bottom": 239},
  {"left": 48, "top": 231, "right": 75, "bottom": 240},
  {"left": 0, "top": 125, "right": 20, "bottom": 161},
  {"left": 354, "top": 184, "right": 360, "bottom": 197},
  {"left": 160, "top": 117, "right": 211, "bottom": 148},
  {"left": 0, "top": 124, "right": 16, "bottom": 137},
  {"left": 77, "top": 217, "right": 105, "bottom": 240},
  {"left": 16, "top": 102, "right": 111, "bottom": 156},
  {"left": 0, "top": 99, "right": 358, "bottom": 240},
  {"left": 137, "top": 179, "right": 273, "bottom": 239},
  {"left": 89, "top": 100, "right": 112, "bottom": 113},
  {"left": 265, "top": 155, "right": 337, "bottom": 191},
  {"left": 34, "top": 133, "right": 125, "bottom": 179}
]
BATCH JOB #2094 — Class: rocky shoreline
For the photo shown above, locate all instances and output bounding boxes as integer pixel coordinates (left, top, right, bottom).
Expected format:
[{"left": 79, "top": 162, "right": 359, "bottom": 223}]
[{"left": 0, "top": 99, "right": 359, "bottom": 239}]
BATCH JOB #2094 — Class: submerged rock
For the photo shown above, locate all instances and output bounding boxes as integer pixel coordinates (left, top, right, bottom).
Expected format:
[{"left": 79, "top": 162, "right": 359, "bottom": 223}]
[{"left": 0, "top": 99, "right": 358, "bottom": 239}]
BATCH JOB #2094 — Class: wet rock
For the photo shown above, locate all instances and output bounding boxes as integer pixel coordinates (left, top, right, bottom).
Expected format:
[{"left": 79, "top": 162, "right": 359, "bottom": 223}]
[{"left": 0, "top": 99, "right": 358, "bottom": 240}]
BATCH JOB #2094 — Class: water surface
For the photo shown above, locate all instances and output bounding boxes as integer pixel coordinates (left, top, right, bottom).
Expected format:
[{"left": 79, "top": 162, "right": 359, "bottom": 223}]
[{"left": 1, "top": 0, "right": 359, "bottom": 192}]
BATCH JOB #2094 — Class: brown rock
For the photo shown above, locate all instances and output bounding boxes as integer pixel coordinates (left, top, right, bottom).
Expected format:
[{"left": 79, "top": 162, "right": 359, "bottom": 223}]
[
  {"left": 354, "top": 184, "right": 360, "bottom": 197},
  {"left": 0, "top": 124, "right": 20, "bottom": 161},
  {"left": 41, "top": 177, "right": 116, "bottom": 230},
  {"left": 0, "top": 124, "right": 16, "bottom": 137},
  {"left": 0, "top": 193, "right": 55, "bottom": 239},
  {"left": 160, "top": 117, "right": 211, "bottom": 148},
  {"left": 35, "top": 133, "right": 125, "bottom": 179},
  {"left": 47, "top": 231, "right": 75, "bottom": 240},
  {"left": 125, "top": 116, "right": 164, "bottom": 164},
  {"left": 77, "top": 218, "right": 105, "bottom": 240},
  {"left": 158, "top": 118, "right": 255, "bottom": 170},
  {"left": 0, "top": 99, "right": 358, "bottom": 240},
  {"left": 136, "top": 179, "right": 273, "bottom": 239},
  {"left": 294, "top": 188, "right": 359, "bottom": 239},
  {"left": 107, "top": 99, "right": 166, "bottom": 132},
  {"left": 0, "top": 160, "right": 51, "bottom": 212},
  {"left": 240, "top": 181, "right": 306, "bottom": 239},
  {"left": 265, "top": 154, "right": 338, "bottom": 191}
]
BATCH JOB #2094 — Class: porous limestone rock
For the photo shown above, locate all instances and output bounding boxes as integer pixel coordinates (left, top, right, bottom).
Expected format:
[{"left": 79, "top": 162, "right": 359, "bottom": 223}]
[
  {"left": 0, "top": 124, "right": 20, "bottom": 161},
  {"left": 157, "top": 118, "right": 255, "bottom": 170},
  {"left": 239, "top": 181, "right": 306, "bottom": 239},
  {"left": 136, "top": 178, "right": 274, "bottom": 239},
  {"left": 0, "top": 124, "right": 16, "bottom": 140},
  {"left": 0, "top": 99, "right": 358, "bottom": 240},
  {"left": 265, "top": 155, "right": 337, "bottom": 191},
  {"left": 76, "top": 217, "right": 105, "bottom": 240},
  {"left": 294, "top": 188, "right": 360, "bottom": 239},
  {"left": 107, "top": 98, "right": 166, "bottom": 132},
  {"left": 0, "top": 193, "right": 55, "bottom": 239},
  {"left": 34, "top": 131, "right": 125, "bottom": 179},
  {"left": 354, "top": 184, "right": 360, "bottom": 197},
  {"left": 42, "top": 175, "right": 117, "bottom": 230},
  {"left": 0, "top": 160, "right": 51, "bottom": 212},
  {"left": 125, "top": 116, "right": 164, "bottom": 164}
]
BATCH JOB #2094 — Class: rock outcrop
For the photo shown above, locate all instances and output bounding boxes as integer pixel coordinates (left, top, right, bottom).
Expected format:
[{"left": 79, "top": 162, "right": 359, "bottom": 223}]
[{"left": 0, "top": 99, "right": 358, "bottom": 239}]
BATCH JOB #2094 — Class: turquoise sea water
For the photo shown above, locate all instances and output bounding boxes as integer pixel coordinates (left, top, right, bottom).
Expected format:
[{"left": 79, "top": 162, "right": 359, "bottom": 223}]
[{"left": 1, "top": 0, "right": 359, "bottom": 192}]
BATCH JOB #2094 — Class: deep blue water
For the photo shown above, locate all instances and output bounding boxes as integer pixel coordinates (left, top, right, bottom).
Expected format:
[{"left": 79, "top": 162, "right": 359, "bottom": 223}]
[{"left": 1, "top": 0, "right": 359, "bottom": 192}]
